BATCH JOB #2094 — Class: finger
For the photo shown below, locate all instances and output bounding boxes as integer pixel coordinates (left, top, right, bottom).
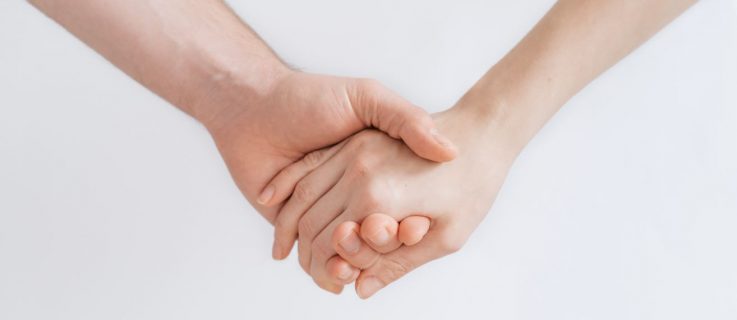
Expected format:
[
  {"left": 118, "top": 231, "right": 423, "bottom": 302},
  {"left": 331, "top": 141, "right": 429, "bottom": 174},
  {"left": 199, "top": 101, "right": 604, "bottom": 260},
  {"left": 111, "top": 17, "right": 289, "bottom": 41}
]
[
  {"left": 331, "top": 221, "right": 381, "bottom": 269},
  {"left": 398, "top": 215, "right": 431, "bottom": 246},
  {"left": 359, "top": 213, "right": 401, "bottom": 253},
  {"left": 314, "top": 278, "right": 344, "bottom": 295},
  {"left": 258, "top": 141, "right": 347, "bottom": 207},
  {"left": 310, "top": 207, "right": 387, "bottom": 291},
  {"left": 355, "top": 226, "right": 463, "bottom": 299},
  {"left": 304, "top": 172, "right": 396, "bottom": 293},
  {"left": 272, "top": 149, "right": 350, "bottom": 260},
  {"left": 348, "top": 79, "right": 457, "bottom": 163},
  {"left": 326, "top": 255, "right": 360, "bottom": 285},
  {"left": 296, "top": 183, "right": 348, "bottom": 273}
]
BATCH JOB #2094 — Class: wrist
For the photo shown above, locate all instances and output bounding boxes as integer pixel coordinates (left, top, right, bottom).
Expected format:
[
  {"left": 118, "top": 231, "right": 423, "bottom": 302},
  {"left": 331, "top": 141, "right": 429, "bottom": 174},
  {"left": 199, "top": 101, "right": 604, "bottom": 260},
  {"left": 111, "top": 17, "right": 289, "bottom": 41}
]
[
  {"left": 436, "top": 96, "right": 526, "bottom": 165},
  {"left": 185, "top": 53, "right": 293, "bottom": 132}
]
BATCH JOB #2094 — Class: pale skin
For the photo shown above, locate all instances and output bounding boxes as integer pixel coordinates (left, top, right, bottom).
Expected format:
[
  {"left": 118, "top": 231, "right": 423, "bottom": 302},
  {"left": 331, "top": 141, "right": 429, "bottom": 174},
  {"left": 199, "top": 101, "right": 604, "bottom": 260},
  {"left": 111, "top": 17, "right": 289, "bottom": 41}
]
[
  {"left": 28, "top": 0, "right": 458, "bottom": 226},
  {"left": 264, "top": 0, "right": 697, "bottom": 298},
  {"left": 29, "top": 0, "right": 697, "bottom": 299}
]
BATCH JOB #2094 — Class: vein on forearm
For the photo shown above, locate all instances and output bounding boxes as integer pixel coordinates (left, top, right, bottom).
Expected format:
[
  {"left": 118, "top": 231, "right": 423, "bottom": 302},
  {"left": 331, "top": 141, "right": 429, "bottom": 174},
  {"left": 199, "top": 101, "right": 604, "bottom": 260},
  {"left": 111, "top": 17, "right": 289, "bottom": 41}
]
[{"left": 28, "top": 0, "right": 287, "bottom": 125}]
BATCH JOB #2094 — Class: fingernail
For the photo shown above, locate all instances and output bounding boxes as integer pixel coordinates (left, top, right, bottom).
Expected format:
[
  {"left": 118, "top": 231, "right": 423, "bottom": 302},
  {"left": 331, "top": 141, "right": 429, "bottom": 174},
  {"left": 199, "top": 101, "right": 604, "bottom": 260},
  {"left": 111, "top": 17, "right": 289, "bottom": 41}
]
[
  {"left": 257, "top": 185, "right": 275, "bottom": 205},
  {"left": 369, "top": 228, "right": 391, "bottom": 246},
  {"left": 430, "top": 128, "right": 454, "bottom": 148},
  {"left": 358, "top": 277, "right": 384, "bottom": 299},
  {"left": 338, "top": 231, "right": 361, "bottom": 254},
  {"left": 271, "top": 241, "right": 282, "bottom": 260}
]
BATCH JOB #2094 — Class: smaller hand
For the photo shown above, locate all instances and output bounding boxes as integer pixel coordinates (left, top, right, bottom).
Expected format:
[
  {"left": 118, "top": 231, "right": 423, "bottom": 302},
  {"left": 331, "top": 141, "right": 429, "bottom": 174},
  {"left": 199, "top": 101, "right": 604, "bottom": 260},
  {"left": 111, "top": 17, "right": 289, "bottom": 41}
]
[{"left": 265, "top": 105, "right": 519, "bottom": 296}]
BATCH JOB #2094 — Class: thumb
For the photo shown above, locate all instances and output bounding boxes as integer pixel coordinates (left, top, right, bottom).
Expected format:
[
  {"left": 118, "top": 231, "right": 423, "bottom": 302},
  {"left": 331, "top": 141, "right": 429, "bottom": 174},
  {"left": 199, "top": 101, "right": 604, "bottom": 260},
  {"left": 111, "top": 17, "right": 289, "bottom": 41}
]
[
  {"left": 354, "top": 227, "right": 462, "bottom": 299},
  {"left": 348, "top": 79, "right": 457, "bottom": 162}
]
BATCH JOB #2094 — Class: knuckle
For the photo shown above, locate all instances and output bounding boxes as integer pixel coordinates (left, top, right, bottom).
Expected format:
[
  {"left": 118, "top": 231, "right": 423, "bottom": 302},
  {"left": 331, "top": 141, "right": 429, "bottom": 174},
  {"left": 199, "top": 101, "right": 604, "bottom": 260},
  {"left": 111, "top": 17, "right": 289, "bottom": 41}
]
[
  {"left": 361, "top": 180, "right": 394, "bottom": 211},
  {"left": 293, "top": 181, "right": 315, "bottom": 203},
  {"left": 280, "top": 165, "right": 298, "bottom": 180},
  {"left": 301, "top": 149, "right": 325, "bottom": 168},
  {"left": 346, "top": 157, "right": 372, "bottom": 179},
  {"left": 378, "top": 257, "right": 411, "bottom": 282},
  {"left": 360, "top": 190, "right": 383, "bottom": 213}
]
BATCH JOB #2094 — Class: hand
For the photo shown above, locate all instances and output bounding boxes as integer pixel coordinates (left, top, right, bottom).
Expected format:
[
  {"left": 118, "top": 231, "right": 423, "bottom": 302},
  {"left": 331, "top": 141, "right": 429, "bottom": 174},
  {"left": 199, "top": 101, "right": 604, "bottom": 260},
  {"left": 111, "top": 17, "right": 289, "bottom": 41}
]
[
  {"left": 265, "top": 102, "right": 522, "bottom": 295},
  {"left": 28, "top": 0, "right": 458, "bottom": 227},
  {"left": 206, "top": 70, "right": 458, "bottom": 224}
]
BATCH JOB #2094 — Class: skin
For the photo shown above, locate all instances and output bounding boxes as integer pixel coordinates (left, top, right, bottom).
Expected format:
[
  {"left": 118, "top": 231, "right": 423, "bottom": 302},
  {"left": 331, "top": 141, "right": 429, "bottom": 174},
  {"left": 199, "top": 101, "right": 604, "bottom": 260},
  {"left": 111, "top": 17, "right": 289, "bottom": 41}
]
[
  {"left": 28, "top": 0, "right": 458, "bottom": 228},
  {"left": 265, "top": 0, "right": 698, "bottom": 298},
  {"left": 29, "top": 0, "right": 699, "bottom": 299}
]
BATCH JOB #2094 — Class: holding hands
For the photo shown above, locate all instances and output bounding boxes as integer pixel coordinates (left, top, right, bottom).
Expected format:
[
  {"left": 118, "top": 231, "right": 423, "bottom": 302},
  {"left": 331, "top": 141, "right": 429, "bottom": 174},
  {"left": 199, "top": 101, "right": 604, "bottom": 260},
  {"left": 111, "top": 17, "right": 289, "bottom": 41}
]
[
  {"left": 32, "top": 0, "right": 695, "bottom": 299},
  {"left": 264, "top": 101, "right": 518, "bottom": 297},
  {"left": 204, "top": 70, "right": 457, "bottom": 224},
  {"left": 255, "top": 0, "right": 696, "bottom": 297}
]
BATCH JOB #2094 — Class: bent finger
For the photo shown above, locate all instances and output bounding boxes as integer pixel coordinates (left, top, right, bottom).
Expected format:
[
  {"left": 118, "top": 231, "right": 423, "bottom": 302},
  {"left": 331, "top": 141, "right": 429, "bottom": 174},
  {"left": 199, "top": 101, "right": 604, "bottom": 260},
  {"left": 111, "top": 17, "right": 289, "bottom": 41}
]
[{"left": 258, "top": 140, "right": 347, "bottom": 207}]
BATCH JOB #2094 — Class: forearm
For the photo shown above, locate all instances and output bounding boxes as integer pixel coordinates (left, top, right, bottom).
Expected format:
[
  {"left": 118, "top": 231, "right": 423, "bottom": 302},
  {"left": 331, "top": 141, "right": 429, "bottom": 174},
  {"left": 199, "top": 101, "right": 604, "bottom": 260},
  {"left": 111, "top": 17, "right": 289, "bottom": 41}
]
[
  {"left": 460, "top": 0, "right": 696, "bottom": 152},
  {"left": 29, "top": 0, "right": 290, "bottom": 128}
]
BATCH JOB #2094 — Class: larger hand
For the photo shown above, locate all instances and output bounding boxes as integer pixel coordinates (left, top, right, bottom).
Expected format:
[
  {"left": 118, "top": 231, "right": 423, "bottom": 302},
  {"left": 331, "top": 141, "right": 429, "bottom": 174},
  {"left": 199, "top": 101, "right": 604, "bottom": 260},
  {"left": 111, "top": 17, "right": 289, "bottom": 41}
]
[
  {"left": 28, "top": 0, "right": 457, "bottom": 226},
  {"left": 207, "top": 70, "right": 458, "bottom": 224}
]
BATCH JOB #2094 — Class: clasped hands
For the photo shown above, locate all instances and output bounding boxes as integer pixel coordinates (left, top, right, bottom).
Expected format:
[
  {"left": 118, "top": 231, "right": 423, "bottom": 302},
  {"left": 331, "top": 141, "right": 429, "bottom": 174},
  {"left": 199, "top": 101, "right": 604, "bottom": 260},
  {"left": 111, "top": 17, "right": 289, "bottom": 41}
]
[
  {"left": 29, "top": 0, "right": 693, "bottom": 301},
  {"left": 206, "top": 69, "right": 518, "bottom": 299}
]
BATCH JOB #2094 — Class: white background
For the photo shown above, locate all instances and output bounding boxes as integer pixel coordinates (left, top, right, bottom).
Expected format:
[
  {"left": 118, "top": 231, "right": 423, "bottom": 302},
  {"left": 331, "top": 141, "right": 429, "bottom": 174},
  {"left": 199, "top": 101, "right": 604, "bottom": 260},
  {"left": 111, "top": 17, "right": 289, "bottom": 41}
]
[{"left": 1, "top": 1, "right": 736, "bottom": 319}]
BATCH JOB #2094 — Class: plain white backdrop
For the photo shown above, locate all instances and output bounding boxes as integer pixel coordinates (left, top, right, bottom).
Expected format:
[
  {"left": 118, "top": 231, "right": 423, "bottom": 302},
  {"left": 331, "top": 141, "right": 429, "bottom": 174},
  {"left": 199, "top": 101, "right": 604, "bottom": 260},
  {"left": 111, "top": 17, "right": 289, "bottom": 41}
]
[{"left": 1, "top": 1, "right": 736, "bottom": 319}]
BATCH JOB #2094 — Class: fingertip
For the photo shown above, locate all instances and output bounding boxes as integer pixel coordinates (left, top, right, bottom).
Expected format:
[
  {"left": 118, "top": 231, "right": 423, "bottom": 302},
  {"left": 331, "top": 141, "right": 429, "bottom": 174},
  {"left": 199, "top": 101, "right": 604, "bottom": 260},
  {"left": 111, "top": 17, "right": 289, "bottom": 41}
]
[
  {"left": 360, "top": 213, "right": 398, "bottom": 247},
  {"left": 273, "top": 221, "right": 297, "bottom": 261},
  {"left": 315, "top": 264, "right": 346, "bottom": 294},
  {"left": 429, "top": 128, "right": 459, "bottom": 161},
  {"left": 398, "top": 216, "right": 431, "bottom": 246},
  {"left": 257, "top": 184, "right": 276, "bottom": 206},
  {"left": 332, "top": 221, "right": 360, "bottom": 251},
  {"left": 272, "top": 237, "right": 296, "bottom": 260},
  {"left": 356, "top": 276, "right": 384, "bottom": 299},
  {"left": 402, "top": 123, "right": 458, "bottom": 163},
  {"left": 327, "top": 256, "right": 360, "bottom": 284},
  {"left": 322, "top": 282, "right": 344, "bottom": 295},
  {"left": 271, "top": 240, "right": 283, "bottom": 260}
]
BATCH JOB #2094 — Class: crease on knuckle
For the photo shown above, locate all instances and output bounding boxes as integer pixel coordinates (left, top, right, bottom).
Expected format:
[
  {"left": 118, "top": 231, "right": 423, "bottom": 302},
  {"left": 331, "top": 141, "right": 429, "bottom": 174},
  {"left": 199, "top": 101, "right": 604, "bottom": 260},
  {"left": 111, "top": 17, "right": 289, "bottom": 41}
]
[
  {"left": 377, "top": 257, "right": 411, "bottom": 283},
  {"left": 293, "top": 181, "right": 315, "bottom": 203},
  {"left": 360, "top": 252, "right": 382, "bottom": 270},
  {"left": 346, "top": 158, "right": 372, "bottom": 180},
  {"left": 348, "top": 78, "right": 382, "bottom": 124},
  {"left": 302, "top": 150, "right": 324, "bottom": 168},
  {"left": 280, "top": 164, "right": 298, "bottom": 181}
]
